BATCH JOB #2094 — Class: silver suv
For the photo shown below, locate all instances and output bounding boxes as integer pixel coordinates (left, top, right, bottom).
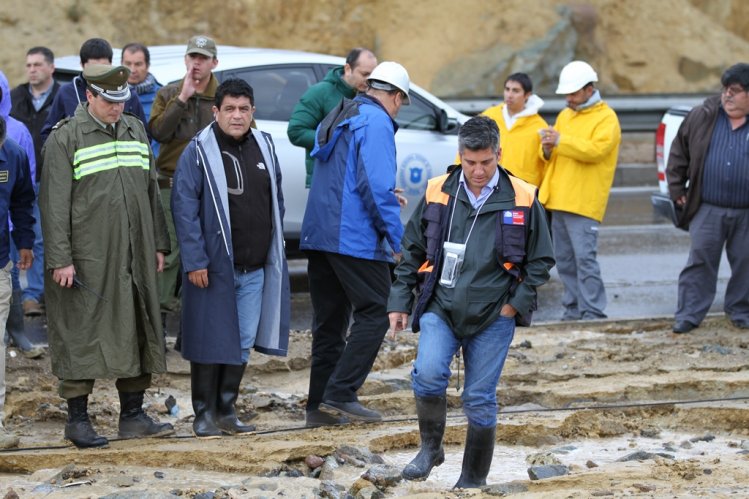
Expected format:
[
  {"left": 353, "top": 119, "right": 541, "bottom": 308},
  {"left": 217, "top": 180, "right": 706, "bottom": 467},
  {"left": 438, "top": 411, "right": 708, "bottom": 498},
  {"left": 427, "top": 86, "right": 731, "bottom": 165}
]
[{"left": 55, "top": 45, "right": 468, "bottom": 244}]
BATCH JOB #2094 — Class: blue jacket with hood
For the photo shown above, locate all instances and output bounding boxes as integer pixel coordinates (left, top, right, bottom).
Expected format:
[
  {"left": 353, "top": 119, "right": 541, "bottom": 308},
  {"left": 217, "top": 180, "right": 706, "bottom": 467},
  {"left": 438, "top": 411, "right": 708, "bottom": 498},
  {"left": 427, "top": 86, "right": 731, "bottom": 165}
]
[
  {"left": 0, "top": 71, "right": 36, "bottom": 182},
  {"left": 172, "top": 124, "right": 290, "bottom": 363},
  {"left": 300, "top": 94, "right": 403, "bottom": 262}
]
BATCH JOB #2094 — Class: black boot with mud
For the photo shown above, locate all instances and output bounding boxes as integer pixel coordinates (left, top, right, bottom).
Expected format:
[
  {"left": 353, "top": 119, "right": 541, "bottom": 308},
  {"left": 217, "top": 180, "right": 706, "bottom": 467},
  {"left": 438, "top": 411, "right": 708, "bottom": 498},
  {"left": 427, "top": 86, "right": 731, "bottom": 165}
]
[
  {"left": 215, "top": 363, "right": 256, "bottom": 435},
  {"left": 191, "top": 362, "right": 222, "bottom": 438},
  {"left": 118, "top": 391, "right": 175, "bottom": 438},
  {"left": 64, "top": 395, "right": 108, "bottom": 448},
  {"left": 454, "top": 423, "right": 496, "bottom": 489},
  {"left": 402, "top": 395, "right": 447, "bottom": 480}
]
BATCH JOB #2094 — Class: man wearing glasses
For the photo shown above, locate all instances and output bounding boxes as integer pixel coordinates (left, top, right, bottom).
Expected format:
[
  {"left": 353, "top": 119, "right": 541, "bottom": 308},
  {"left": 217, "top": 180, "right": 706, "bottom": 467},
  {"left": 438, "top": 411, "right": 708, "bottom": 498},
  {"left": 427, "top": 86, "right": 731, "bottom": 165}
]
[{"left": 667, "top": 63, "right": 749, "bottom": 334}]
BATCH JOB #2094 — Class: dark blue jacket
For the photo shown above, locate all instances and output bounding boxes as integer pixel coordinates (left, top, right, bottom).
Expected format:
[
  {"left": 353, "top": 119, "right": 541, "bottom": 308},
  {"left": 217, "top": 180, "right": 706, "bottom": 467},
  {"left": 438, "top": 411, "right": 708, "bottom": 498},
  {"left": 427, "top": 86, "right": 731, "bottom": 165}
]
[
  {"left": 0, "top": 137, "right": 35, "bottom": 267},
  {"left": 300, "top": 94, "right": 403, "bottom": 262},
  {"left": 40, "top": 75, "right": 147, "bottom": 143},
  {"left": 172, "top": 124, "right": 290, "bottom": 363}
]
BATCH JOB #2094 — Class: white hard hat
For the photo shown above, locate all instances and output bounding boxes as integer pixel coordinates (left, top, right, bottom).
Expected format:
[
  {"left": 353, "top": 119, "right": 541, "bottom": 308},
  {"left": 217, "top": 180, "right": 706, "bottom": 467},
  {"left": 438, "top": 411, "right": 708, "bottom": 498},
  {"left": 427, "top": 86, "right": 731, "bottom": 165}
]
[
  {"left": 368, "top": 61, "right": 411, "bottom": 105},
  {"left": 555, "top": 60, "right": 598, "bottom": 94}
]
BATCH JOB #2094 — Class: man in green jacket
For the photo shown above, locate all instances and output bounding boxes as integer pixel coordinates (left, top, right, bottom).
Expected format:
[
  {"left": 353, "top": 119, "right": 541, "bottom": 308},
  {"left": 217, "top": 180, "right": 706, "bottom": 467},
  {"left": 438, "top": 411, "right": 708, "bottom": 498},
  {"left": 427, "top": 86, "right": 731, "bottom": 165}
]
[
  {"left": 41, "top": 64, "right": 173, "bottom": 448},
  {"left": 149, "top": 35, "right": 219, "bottom": 325},
  {"left": 388, "top": 116, "right": 554, "bottom": 489},
  {"left": 287, "top": 48, "right": 377, "bottom": 187}
]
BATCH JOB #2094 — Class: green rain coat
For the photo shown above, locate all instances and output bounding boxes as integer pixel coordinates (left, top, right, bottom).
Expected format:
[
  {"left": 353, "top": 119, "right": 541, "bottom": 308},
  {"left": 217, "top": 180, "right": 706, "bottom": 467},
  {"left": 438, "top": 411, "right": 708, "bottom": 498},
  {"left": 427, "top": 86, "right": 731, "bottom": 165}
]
[{"left": 40, "top": 105, "right": 170, "bottom": 380}]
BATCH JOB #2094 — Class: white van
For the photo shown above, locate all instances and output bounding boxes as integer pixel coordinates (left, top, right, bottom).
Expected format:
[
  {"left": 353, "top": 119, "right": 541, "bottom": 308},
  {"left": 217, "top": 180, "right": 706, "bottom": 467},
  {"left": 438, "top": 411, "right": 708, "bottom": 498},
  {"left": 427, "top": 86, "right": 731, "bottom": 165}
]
[{"left": 55, "top": 45, "right": 469, "bottom": 247}]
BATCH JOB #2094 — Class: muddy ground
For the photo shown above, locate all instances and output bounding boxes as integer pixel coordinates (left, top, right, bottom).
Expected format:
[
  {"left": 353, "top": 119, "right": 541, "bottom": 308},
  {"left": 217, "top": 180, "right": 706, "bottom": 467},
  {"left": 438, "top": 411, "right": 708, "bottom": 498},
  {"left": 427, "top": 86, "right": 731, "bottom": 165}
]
[{"left": 1, "top": 315, "right": 748, "bottom": 498}]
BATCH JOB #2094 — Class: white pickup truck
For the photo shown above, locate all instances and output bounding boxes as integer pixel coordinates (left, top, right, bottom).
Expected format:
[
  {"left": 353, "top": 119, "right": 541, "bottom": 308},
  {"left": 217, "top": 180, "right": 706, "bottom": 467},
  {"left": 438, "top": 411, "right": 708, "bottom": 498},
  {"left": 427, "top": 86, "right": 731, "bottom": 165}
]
[{"left": 650, "top": 106, "right": 691, "bottom": 227}]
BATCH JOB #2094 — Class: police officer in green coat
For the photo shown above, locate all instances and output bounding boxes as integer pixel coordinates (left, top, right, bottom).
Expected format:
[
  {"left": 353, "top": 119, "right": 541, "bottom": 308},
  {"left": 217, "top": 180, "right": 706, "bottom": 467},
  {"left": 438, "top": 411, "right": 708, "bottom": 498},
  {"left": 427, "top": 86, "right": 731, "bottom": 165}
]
[{"left": 40, "top": 64, "right": 173, "bottom": 448}]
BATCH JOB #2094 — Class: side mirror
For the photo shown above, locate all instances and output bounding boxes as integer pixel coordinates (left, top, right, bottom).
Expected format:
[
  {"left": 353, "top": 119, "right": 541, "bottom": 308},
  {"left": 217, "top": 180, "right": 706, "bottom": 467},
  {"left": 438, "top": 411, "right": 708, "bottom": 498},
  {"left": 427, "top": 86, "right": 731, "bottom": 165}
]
[{"left": 438, "top": 109, "right": 459, "bottom": 134}]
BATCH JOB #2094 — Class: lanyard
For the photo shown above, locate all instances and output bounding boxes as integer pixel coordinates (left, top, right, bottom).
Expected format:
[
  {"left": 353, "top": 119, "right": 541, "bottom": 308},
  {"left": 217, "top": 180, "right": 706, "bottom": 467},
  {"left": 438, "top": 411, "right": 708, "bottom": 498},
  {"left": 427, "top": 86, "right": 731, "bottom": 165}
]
[{"left": 446, "top": 182, "right": 490, "bottom": 246}]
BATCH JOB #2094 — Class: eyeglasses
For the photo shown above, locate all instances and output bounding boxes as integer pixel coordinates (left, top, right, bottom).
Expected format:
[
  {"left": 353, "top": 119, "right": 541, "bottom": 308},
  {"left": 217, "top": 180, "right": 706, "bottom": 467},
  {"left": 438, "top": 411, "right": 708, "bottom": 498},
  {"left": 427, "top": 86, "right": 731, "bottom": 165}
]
[{"left": 722, "top": 85, "right": 747, "bottom": 97}]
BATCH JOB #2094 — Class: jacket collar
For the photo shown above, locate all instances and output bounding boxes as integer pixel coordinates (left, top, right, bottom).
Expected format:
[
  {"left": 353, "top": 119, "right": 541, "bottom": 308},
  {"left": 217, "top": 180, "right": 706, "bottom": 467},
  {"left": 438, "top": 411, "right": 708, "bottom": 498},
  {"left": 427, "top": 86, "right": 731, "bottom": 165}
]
[{"left": 442, "top": 164, "right": 517, "bottom": 206}]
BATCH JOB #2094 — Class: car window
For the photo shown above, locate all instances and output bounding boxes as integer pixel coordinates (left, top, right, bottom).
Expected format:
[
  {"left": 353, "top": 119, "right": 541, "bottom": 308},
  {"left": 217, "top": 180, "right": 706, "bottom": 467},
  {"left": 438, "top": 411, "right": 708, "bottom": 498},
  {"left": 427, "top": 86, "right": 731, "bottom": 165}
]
[
  {"left": 226, "top": 66, "right": 316, "bottom": 121},
  {"left": 396, "top": 92, "right": 438, "bottom": 131}
]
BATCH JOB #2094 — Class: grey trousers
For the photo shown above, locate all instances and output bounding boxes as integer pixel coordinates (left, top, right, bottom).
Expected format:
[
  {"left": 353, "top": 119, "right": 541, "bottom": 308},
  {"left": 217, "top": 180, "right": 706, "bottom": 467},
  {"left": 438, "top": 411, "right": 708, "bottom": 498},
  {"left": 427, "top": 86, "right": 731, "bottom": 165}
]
[
  {"left": 676, "top": 203, "right": 749, "bottom": 325},
  {"left": 551, "top": 211, "right": 607, "bottom": 319}
]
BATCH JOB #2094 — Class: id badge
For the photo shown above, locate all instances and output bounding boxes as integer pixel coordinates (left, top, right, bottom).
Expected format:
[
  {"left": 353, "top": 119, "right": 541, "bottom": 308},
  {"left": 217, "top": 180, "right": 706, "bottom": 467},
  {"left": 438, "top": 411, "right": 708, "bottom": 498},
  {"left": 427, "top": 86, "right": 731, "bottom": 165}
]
[{"left": 439, "top": 241, "right": 466, "bottom": 288}]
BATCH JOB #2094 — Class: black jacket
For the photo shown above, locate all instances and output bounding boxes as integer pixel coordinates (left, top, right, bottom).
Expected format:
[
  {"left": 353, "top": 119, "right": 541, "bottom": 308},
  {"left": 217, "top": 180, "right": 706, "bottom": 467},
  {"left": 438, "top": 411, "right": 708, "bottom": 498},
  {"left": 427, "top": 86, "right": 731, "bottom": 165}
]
[
  {"left": 666, "top": 95, "right": 721, "bottom": 229},
  {"left": 10, "top": 81, "right": 60, "bottom": 181}
]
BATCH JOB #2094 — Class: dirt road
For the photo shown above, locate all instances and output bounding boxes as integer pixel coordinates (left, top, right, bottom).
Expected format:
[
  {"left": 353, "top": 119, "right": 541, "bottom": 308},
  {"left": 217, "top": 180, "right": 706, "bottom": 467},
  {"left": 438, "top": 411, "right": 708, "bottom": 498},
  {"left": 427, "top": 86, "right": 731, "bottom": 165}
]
[{"left": 1, "top": 316, "right": 748, "bottom": 497}]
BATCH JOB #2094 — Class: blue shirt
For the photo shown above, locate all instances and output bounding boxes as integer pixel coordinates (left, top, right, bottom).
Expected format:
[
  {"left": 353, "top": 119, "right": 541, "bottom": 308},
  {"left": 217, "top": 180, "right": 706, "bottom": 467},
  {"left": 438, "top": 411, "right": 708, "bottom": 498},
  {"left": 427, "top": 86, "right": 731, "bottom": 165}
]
[
  {"left": 701, "top": 108, "right": 749, "bottom": 208},
  {"left": 459, "top": 168, "right": 499, "bottom": 209},
  {"left": 32, "top": 85, "right": 54, "bottom": 112}
]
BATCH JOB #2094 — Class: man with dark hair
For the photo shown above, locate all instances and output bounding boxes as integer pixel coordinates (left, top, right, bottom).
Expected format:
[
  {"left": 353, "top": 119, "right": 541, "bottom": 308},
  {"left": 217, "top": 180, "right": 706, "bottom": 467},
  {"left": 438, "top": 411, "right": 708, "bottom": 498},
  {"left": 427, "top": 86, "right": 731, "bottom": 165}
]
[
  {"left": 539, "top": 60, "right": 621, "bottom": 321},
  {"left": 300, "top": 61, "right": 409, "bottom": 427},
  {"left": 389, "top": 115, "right": 554, "bottom": 489},
  {"left": 667, "top": 63, "right": 749, "bottom": 334},
  {"left": 41, "top": 64, "right": 172, "bottom": 448},
  {"left": 149, "top": 35, "right": 220, "bottom": 334},
  {"left": 470, "top": 72, "right": 548, "bottom": 186},
  {"left": 0, "top": 115, "right": 35, "bottom": 449},
  {"left": 10, "top": 46, "right": 58, "bottom": 318},
  {"left": 41, "top": 38, "right": 146, "bottom": 142},
  {"left": 171, "top": 78, "right": 289, "bottom": 438},
  {"left": 122, "top": 43, "right": 161, "bottom": 120},
  {"left": 287, "top": 47, "right": 377, "bottom": 187},
  {"left": 122, "top": 43, "right": 162, "bottom": 157}
]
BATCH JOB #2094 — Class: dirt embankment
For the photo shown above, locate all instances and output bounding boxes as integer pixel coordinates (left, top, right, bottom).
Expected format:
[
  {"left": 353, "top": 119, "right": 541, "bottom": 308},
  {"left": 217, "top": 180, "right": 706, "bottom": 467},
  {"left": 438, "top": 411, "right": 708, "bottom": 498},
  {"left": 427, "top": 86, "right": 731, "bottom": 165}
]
[
  {"left": 1, "top": 316, "right": 748, "bottom": 497},
  {"left": 2, "top": 0, "right": 749, "bottom": 95}
]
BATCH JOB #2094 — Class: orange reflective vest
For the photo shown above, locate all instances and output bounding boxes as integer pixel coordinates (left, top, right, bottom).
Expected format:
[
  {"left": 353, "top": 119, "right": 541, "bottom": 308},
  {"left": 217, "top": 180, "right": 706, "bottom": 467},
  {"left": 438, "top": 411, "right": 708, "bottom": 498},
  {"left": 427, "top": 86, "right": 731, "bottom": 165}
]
[{"left": 412, "top": 170, "right": 538, "bottom": 329}]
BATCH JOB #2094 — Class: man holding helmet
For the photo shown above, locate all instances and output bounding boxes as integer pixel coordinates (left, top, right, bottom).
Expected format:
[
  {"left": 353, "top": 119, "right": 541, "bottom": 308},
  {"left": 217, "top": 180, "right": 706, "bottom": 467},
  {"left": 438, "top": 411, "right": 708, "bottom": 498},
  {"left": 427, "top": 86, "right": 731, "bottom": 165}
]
[
  {"left": 538, "top": 60, "right": 621, "bottom": 321},
  {"left": 300, "top": 61, "right": 409, "bottom": 426}
]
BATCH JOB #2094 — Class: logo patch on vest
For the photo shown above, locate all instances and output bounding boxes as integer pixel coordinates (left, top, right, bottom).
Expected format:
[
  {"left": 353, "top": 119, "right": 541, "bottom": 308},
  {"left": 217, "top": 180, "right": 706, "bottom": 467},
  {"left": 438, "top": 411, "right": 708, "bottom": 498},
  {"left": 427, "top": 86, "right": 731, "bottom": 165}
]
[
  {"left": 502, "top": 210, "right": 525, "bottom": 225},
  {"left": 0, "top": 171, "right": 8, "bottom": 183}
]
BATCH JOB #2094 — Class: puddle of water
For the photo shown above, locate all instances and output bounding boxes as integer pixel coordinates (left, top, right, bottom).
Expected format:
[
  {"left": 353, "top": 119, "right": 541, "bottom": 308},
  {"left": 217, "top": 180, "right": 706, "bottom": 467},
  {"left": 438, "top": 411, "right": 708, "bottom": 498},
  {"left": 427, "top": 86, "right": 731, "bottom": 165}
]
[{"left": 384, "top": 430, "right": 744, "bottom": 490}]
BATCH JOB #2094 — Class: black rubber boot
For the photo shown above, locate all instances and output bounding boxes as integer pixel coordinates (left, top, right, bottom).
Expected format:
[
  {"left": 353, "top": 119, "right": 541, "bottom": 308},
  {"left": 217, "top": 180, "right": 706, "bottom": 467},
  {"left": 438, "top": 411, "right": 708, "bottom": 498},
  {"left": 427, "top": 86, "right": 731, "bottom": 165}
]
[
  {"left": 191, "top": 362, "right": 222, "bottom": 438},
  {"left": 118, "top": 391, "right": 174, "bottom": 439},
  {"left": 161, "top": 312, "right": 169, "bottom": 347},
  {"left": 64, "top": 395, "right": 109, "bottom": 448},
  {"left": 454, "top": 423, "right": 496, "bottom": 489},
  {"left": 6, "top": 290, "right": 24, "bottom": 338},
  {"left": 402, "top": 395, "right": 447, "bottom": 480},
  {"left": 215, "top": 363, "right": 256, "bottom": 435}
]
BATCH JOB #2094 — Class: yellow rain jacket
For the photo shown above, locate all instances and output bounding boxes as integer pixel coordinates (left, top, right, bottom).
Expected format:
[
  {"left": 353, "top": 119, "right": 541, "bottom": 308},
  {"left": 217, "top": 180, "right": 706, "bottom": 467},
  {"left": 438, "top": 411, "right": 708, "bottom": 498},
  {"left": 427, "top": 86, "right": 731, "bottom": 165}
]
[{"left": 538, "top": 99, "right": 620, "bottom": 222}]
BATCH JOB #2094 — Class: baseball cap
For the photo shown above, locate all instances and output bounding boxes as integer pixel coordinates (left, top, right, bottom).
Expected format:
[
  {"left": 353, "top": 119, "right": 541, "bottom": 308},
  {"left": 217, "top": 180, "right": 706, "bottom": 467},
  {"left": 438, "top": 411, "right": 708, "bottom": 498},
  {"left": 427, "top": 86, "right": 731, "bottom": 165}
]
[{"left": 186, "top": 36, "right": 217, "bottom": 58}]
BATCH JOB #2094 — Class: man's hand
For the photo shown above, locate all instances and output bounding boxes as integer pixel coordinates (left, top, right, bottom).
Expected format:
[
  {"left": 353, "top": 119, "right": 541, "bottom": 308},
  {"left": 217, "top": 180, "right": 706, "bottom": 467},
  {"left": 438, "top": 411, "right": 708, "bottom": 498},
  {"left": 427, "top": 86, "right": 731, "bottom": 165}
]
[
  {"left": 395, "top": 187, "right": 408, "bottom": 209},
  {"left": 388, "top": 312, "right": 409, "bottom": 340},
  {"left": 675, "top": 195, "right": 687, "bottom": 207},
  {"left": 156, "top": 252, "right": 165, "bottom": 273},
  {"left": 392, "top": 252, "right": 402, "bottom": 264},
  {"left": 540, "top": 127, "right": 559, "bottom": 158},
  {"left": 52, "top": 264, "right": 76, "bottom": 288},
  {"left": 17, "top": 249, "right": 33, "bottom": 271},
  {"left": 188, "top": 269, "right": 209, "bottom": 288},
  {"left": 500, "top": 303, "right": 517, "bottom": 318},
  {"left": 178, "top": 63, "right": 198, "bottom": 102}
]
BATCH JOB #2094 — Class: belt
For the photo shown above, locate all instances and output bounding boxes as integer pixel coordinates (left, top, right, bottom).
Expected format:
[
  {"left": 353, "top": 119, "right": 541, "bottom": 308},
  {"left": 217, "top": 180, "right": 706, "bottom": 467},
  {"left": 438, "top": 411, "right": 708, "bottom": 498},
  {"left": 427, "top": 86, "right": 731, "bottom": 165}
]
[
  {"left": 234, "top": 264, "right": 262, "bottom": 274},
  {"left": 157, "top": 177, "right": 173, "bottom": 189}
]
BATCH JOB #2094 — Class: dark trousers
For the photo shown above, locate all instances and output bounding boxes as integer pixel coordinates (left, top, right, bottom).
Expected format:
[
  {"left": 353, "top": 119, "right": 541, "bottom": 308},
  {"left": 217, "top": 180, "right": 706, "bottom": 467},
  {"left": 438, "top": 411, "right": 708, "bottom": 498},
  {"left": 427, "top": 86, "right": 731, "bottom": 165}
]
[
  {"left": 305, "top": 251, "right": 391, "bottom": 409},
  {"left": 676, "top": 203, "right": 749, "bottom": 324}
]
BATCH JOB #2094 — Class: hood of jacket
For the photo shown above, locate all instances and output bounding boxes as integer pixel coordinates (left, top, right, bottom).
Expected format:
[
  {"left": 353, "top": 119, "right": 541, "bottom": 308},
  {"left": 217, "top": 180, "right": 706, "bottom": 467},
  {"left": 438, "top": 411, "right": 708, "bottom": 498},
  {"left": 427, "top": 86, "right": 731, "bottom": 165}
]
[
  {"left": 312, "top": 94, "right": 395, "bottom": 163},
  {"left": 324, "top": 66, "right": 356, "bottom": 98},
  {"left": 515, "top": 94, "right": 544, "bottom": 118},
  {"left": 0, "top": 70, "right": 11, "bottom": 118}
]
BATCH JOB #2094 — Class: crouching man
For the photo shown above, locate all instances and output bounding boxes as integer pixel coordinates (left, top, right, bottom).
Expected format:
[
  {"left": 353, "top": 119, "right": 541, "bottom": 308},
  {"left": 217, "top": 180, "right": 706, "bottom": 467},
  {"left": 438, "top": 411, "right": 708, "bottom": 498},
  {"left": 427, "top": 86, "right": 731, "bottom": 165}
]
[
  {"left": 388, "top": 116, "right": 554, "bottom": 488},
  {"left": 172, "top": 79, "right": 289, "bottom": 438}
]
